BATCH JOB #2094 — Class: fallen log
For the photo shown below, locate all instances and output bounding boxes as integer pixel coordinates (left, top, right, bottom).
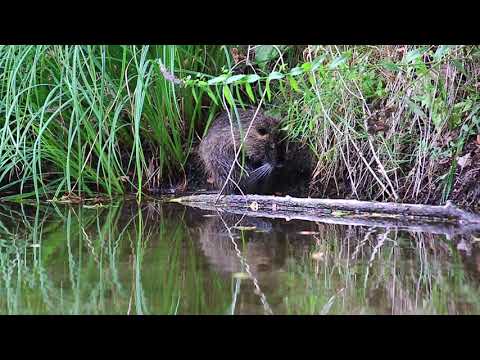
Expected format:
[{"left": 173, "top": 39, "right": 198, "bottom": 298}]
[
  {"left": 177, "top": 199, "right": 480, "bottom": 238},
  {"left": 171, "top": 194, "right": 480, "bottom": 225}
]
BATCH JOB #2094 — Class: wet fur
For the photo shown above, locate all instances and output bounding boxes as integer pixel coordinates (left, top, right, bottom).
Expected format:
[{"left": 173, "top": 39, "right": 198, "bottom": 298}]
[{"left": 199, "top": 109, "right": 283, "bottom": 194}]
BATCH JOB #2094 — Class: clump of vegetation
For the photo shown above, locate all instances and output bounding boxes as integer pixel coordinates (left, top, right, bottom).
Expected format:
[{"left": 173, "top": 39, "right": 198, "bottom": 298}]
[
  {"left": 272, "top": 46, "right": 480, "bottom": 209},
  {"left": 0, "top": 45, "right": 229, "bottom": 201},
  {"left": 0, "top": 45, "right": 479, "bottom": 209}
]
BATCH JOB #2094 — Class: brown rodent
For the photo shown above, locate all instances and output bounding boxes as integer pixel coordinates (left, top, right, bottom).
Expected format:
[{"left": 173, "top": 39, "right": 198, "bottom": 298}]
[{"left": 199, "top": 108, "right": 284, "bottom": 194}]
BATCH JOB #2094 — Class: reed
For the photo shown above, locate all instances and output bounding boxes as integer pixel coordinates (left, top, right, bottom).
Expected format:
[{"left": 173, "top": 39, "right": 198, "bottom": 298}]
[{"left": 0, "top": 45, "right": 231, "bottom": 201}]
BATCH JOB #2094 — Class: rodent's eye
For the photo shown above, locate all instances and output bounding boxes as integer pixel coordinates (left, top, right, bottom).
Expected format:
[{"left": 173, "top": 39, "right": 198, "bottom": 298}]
[{"left": 257, "top": 127, "right": 268, "bottom": 136}]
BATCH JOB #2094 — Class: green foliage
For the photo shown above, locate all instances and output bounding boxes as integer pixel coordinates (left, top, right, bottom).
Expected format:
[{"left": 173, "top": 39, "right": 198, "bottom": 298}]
[
  {"left": 269, "top": 45, "right": 480, "bottom": 204},
  {"left": 0, "top": 45, "right": 232, "bottom": 200},
  {"left": 0, "top": 45, "right": 479, "bottom": 205}
]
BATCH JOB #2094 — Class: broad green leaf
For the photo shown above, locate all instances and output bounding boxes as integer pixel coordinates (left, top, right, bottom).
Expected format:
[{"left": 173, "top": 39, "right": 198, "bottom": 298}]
[
  {"left": 225, "top": 74, "right": 247, "bottom": 84},
  {"left": 267, "top": 71, "right": 284, "bottom": 81},
  {"left": 288, "top": 76, "right": 300, "bottom": 93},
  {"left": 311, "top": 55, "right": 326, "bottom": 71},
  {"left": 255, "top": 45, "right": 281, "bottom": 65},
  {"left": 415, "top": 58, "right": 429, "bottom": 76},
  {"left": 328, "top": 55, "right": 347, "bottom": 70},
  {"left": 301, "top": 62, "right": 312, "bottom": 72},
  {"left": 289, "top": 66, "right": 304, "bottom": 76},
  {"left": 206, "top": 87, "right": 219, "bottom": 106},
  {"left": 452, "top": 59, "right": 467, "bottom": 76},
  {"left": 433, "top": 45, "right": 452, "bottom": 61},
  {"left": 245, "top": 82, "right": 255, "bottom": 102},
  {"left": 405, "top": 49, "right": 422, "bottom": 63},
  {"left": 223, "top": 85, "right": 235, "bottom": 107},
  {"left": 207, "top": 74, "right": 229, "bottom": 85},
  {"left": 245, "top": 74, "right": 261, "bottom": 83},
  {"left": 381, "top": 61, "right": 400, "bottom": 72}
]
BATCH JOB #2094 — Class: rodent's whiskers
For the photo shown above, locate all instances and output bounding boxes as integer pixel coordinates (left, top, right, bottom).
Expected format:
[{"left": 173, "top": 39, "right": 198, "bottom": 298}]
[{"left": 247, "top": 163, "right": 273, "bottom": 184}]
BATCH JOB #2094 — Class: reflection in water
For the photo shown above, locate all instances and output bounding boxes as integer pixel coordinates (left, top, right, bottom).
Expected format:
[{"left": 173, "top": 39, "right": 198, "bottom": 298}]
[
  {"left": 198, "top": 214, "right": 290, "bottom": 314},
  {"left": 0, "top": 201, "right": 479, "bottom": 314}
]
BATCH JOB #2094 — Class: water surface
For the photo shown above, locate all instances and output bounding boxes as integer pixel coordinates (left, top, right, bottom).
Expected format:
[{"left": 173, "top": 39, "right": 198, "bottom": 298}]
[{"left": 0, "top": 201, "right": 479, "bottom": 315}]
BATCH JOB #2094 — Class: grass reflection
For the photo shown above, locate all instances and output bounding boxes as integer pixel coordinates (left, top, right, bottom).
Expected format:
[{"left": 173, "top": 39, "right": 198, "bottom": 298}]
[
  {"left": 281, "top": 226, "right": 480, "bottom": 314},
  {"left": 0, "top": 202, "right": 479, "bottom": 314},
  {"left": 0, "top": 202, "right": 230, "bottom": 314}
]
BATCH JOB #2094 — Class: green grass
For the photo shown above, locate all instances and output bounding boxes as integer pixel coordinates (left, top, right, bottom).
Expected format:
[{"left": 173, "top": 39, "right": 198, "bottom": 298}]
[
  {"left": 265, "top": 46, "right": 480, "bottom": 204},
  {"left": 178, "top": 45, "right": 480, "bottom": 206},
  {"left": 0, "top": 45, "right": 232, "bottom": 201},
  {"left": 1, "top": 45, "right": 479, "bottom": 207}
]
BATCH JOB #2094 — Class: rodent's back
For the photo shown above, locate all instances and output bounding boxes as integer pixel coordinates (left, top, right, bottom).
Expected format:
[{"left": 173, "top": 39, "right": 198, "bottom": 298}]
[
  {"left": 199, "top": 112, "right": 236, "bottom": 192},
  {"left": 199, "top": 109, "right": 280, "bottom": 193}
]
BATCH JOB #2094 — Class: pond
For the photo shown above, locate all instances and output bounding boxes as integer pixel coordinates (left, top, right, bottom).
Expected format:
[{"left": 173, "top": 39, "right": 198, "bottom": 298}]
[{"left": 0, "top": 201, "right": 479, "bottom": 315}]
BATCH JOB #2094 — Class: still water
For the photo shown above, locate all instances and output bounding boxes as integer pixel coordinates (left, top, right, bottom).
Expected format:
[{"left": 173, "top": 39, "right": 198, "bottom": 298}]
[{"left": 0, "top": 201, "right": 479, "bottom": 315}]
